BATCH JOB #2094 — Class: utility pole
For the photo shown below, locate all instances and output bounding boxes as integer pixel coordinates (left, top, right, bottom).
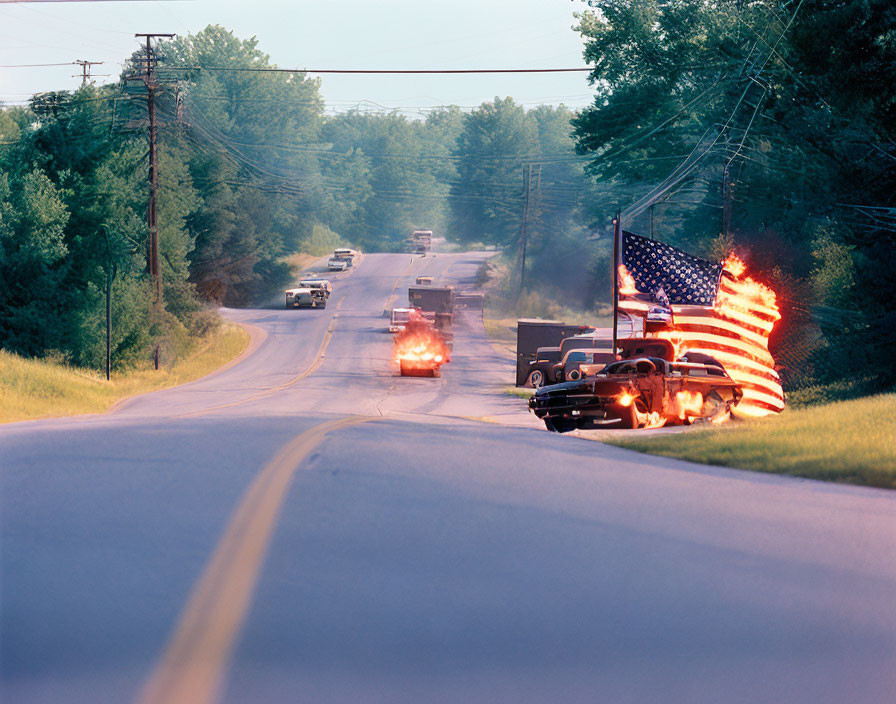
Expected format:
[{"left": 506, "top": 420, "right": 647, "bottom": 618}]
[
  {"left": 100, "top": 226, "right": 118, "bottom": 381},
  {"left": 73, "top": 59, "right": 103, "bottom": 87},
  {"left": 518, "top": 163, "right": 535, "bottom": 294},
  {"left": 612, "top": 210, "right": 621, "bottom": 356},
  {"left": 128, "top": 33, "right": 174, "bottom": 369}
]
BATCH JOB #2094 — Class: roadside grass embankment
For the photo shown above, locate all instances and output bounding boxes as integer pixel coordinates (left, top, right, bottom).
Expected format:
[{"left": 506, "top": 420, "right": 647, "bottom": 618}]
[
  {"left": 605, "top": 393, "right": 896, "bottom": 489},
  {"left": 0, "top": 323, "right": 249, "bottom": 424},
  {"left": 478, "top": 258, "right": 612, "bottom": 358}
]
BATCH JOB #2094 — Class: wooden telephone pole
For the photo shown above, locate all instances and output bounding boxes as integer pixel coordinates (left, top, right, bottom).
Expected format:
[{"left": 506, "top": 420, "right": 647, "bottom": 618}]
[
  {"left": 128, "top": 33, "right": 174, "bottom": 368},
  {"left": 518, "top": 162, "right": 541, "bottom": 294},
  {"left": 612, "top": 210, "right": 621, "bottom": 356},
  {"left": 73, "top": 60, "right": 103, "bottom": 87}
]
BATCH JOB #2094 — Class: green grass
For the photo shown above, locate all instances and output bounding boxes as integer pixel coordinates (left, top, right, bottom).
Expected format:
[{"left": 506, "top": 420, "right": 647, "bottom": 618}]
[
  {"left": 504, "top": 386, "right": 534, "bottom": 398},
  {"left": 0, "top": 323, "right": 249, "bottom": 424},
  {"left": 605, "top": 394, "right": 896, "bottom": 489}
]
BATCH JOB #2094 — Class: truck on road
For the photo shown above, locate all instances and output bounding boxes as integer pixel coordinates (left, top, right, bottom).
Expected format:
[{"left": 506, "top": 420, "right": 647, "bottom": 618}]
[
  {"left": 411, "top": 229, "right": 433, "bottom": 253},
  {"left": 285, "top": 287, "right": 327, "bottom": 309},
  {"left": 408, "top": 285, "right": 454, "bottom": 330}
]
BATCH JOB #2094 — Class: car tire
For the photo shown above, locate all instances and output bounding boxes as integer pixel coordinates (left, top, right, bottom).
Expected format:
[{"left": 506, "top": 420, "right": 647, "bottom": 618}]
[
  {"left": 528, "top": 369, "right": 545, "bottom": 388},
  {"left": 544, "top": 417, "right": 577, "bottom": 433}
]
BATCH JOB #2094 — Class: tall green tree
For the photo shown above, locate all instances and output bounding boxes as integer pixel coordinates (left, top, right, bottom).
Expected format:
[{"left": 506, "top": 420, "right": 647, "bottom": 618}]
[{"left": 450, "top": 97, "right": 537, "bottom": 247}]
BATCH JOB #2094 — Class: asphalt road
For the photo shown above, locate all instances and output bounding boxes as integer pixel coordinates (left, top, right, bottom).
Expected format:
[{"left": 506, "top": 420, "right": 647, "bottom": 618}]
[{"left": 2, "top": 252, "right": 895, "bottom": 704}]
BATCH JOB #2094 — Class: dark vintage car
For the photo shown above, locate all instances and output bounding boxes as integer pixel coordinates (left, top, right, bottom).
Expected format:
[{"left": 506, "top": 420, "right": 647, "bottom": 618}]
[
  {"left": 528, "top": 356, "right": 743, "bottom": 432},
  {"left": 523, "top": 346, "right": 562, "bottom": 388}
]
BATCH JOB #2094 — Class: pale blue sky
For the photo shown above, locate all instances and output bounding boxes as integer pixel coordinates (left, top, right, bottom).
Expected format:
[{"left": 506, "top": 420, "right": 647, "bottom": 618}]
[{"left": 0, "top": 0, "right": 596, "bottom": 115}]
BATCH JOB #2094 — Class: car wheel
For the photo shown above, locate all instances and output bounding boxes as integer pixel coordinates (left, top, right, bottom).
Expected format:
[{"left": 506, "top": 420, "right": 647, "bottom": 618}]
[
  {"left": 544, "top": 417, "right": 577, "bottom": 433},
  {"left": 528, "top": 369, "right": 545, "bottom": 388}
]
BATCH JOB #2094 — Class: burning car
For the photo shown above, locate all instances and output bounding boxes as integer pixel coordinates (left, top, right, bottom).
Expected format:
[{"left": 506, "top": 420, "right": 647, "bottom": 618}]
[
  {"left": 394, "top": 315, "right": 451, "bottom": 377},
  {"left": 528, "top": 356, "right": 742, "bottom": 432}
]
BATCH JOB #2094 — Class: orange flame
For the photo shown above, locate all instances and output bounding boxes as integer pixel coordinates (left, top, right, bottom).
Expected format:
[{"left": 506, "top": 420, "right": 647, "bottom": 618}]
[
  {"left": 655, "top": 330, "right": 684, "bottom": 358},
  {"left": 717, "top": 252, "right": 780, "bottom": 324},
  {"left": 618, "top": 264, "right": 638, "bottom": 295},
  {"left": 722, "top": 252, "right": 746, "bottom": 278},
  {"left": 643, "top": 411, "right": 667, "bottom": 429},
  {"left": 674, "top": 390, "right": 704, "bottom": 420},
  {"left": 394, "top": 321, "right": 450, "bottom": 370},
  {"left": 617, "top": 391, "right": 635, "bottom": 407}
]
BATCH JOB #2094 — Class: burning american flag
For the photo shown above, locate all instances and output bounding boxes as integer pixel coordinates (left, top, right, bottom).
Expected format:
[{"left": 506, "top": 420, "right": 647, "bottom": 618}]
[{"left": 618, "top": 231, "right": 785, "bottom": 417}]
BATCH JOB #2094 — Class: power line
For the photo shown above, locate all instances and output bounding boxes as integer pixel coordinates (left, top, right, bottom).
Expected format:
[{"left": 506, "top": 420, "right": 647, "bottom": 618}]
[
  {"left": 182, "top": 65, "right": 594, "bottom": 75},
  {"left": 0, "top": 62, "right": 78, "bottom": 68}
]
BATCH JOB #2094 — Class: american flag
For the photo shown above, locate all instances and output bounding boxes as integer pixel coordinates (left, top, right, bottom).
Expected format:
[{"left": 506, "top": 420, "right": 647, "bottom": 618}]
[{"left": 618, "top": 231, "right": 785, "bottom": 417}]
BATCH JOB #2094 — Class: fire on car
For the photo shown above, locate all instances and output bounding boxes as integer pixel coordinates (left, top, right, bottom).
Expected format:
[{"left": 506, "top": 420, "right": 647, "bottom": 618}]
[
  {"left": 393, "top": 313, "right": 451, "bottom": 377},
  {"left": 528, "top": 342, "right": 743, "bottom": 432}
]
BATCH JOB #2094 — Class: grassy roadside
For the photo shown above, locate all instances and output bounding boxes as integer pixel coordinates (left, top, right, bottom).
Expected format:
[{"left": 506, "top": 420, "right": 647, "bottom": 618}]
[
  {"left": 0, "top": 323, "right": 250, "bottom": 424},
  {"left": 605, "top": 394, "right": 896, "bottom": 489},
  {"left": 478, "top": 258, "right": 612, "bottom": 358}
]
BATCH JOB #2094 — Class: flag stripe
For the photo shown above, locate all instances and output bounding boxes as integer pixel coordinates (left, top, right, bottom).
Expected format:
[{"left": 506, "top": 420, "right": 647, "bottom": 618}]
[{"left": 617, "top": 231, "right": 784, "bottom": 417}]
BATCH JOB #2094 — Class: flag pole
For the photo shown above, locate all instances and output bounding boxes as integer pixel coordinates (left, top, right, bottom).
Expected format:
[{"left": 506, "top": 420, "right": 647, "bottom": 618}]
[{"left": 612, "top": 209, "right": 620, "bottom": 355}]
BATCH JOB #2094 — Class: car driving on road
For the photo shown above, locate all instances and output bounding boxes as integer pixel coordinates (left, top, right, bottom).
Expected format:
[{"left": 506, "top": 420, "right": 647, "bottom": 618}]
[
  {"left": 298, "top": 278, "right": 332, "bottom": 298},
  {"left": 285, "top": 287, "right": 327, "bottom": 309}
]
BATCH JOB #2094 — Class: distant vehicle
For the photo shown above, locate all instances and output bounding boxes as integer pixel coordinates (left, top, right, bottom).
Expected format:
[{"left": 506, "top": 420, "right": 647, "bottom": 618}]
[
  {"left": 411, "top": 229, "right": 433, "bottom": 252},
  {"left": 408, "top": 286, "right": 454, "bottom": 329},
  {"left": 523, "top": 346, "right": 617, "bottom": 387},
  {"left": 298, "top": 278, "right": 332, "bottom": 298},
  {"left": 529, "top": 353, "right": 742, "bottom": 432},
  {"left": 285, "top": 287, "right": 327, "bottom": 309},
  {"left": 415, "top": 276, "right": 434, "bottom": 286},
  {"left": 515, "top": 319, "right": 597, "bottom": 387},
  {"left": 333, "top": 248, "right": 358, "bottom": 260},
  {"left": 523, "top": 346, "right": 562, "bottom": 388},
  {"left": 328, "top": 248, "right": 358, "bottom": 271},
  {"left": 389, "top": 307, "right": 413, "bottom": 333}
]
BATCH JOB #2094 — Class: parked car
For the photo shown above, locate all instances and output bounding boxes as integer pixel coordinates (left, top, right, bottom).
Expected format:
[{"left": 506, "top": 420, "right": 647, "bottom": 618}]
[
  {"left": 523, "top": 346, "right": 562, "bottom": 388},
  {"left": 529, "top": 355, "right": 742, "bottom": 432},
  {"left": 558, "top": 348, "right": 618, "bottom": 382}
]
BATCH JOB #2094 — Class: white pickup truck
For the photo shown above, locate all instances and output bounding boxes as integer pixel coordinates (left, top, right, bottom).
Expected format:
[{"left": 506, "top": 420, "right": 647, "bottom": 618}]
[
  {"left": 299, "top": 278, "right": 332, "bottom": 298},
  {"left": 285, "top": 287, "right": 327, "bottom": 309}
]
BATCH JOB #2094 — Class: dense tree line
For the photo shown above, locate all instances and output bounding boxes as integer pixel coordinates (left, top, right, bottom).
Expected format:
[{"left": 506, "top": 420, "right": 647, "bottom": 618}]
[
  {"left": 571, "top": 0, "right": 895, "bottom": 392},
  {"left": 0, "top": 25, "right": 590, "bottom": 370}
]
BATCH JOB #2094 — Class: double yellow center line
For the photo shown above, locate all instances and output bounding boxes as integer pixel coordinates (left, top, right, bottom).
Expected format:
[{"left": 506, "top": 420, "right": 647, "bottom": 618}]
[{"left": 136, "top": 415, "right": 375, "bottom": 704}]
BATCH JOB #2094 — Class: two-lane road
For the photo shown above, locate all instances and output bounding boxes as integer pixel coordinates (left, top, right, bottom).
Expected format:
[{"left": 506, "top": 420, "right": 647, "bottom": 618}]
[{"left": 2, "top": 252, "right": 895, "bottom": 703}]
